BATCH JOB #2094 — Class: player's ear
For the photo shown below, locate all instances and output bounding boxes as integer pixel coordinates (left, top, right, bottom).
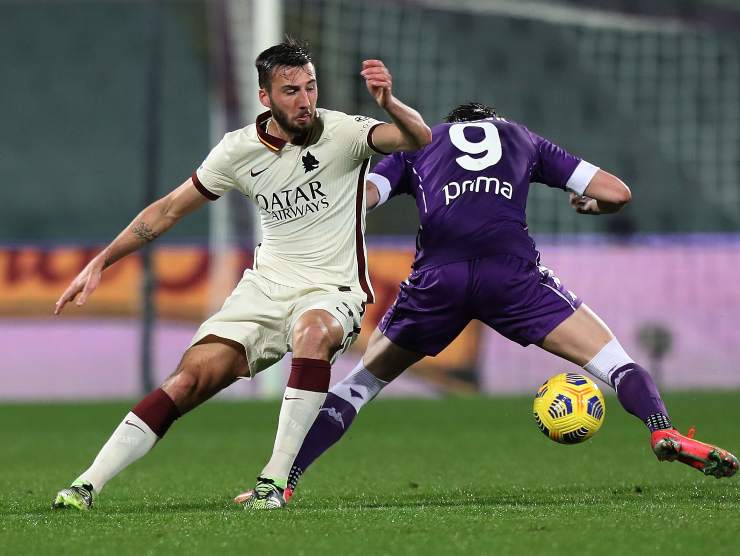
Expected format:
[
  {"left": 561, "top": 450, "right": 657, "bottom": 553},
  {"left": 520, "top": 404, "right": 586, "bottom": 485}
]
[{"left": 258, "top": 88, "right": 271, "bottom": 109}]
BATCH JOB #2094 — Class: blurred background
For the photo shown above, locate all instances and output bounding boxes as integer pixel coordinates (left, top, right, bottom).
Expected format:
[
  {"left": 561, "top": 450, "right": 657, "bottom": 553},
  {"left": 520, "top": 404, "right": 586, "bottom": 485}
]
[{"left": 1, "top": 0, "right": 738, "bottom": 400}]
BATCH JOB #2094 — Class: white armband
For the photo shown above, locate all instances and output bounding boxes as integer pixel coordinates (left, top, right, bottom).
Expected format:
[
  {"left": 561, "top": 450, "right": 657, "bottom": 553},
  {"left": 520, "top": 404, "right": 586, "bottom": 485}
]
[
  {"left": 566, "top": 160, "right": 600, "bottom": 196},
  {"left": 367, "top": 173, "right": 392, "bottom": 209}
]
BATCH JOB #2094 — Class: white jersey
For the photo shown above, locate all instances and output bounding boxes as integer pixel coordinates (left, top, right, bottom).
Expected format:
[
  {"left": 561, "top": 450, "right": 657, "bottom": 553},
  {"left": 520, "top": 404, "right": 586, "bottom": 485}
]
[{"left": 194, "top": 108, "right": 385, "bottom": 303}]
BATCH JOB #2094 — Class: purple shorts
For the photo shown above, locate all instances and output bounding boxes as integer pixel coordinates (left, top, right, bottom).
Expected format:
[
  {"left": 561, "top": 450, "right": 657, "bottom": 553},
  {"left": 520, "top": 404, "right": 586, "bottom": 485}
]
[{"left": 379, "top": 255, "right": 582, "bottom": 356}]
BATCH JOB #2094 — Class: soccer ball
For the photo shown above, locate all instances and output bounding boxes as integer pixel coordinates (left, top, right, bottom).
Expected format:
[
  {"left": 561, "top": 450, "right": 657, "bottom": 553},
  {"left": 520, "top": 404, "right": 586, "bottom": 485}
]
[{"left": 533, "top": 372, "right": 605, "bottom": 444}]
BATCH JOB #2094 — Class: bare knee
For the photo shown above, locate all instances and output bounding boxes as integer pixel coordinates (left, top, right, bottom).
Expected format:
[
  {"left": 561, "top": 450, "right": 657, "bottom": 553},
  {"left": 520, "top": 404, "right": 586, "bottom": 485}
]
[
  {"left": 161, "top": 357, "right": 207, "bottom": 411},
  {"left": 293, "top": 322, "right": 333, "bottom": 357},
  {"left": 161, "top": 343, "right": 243, "bottom": 412},
  {"left": 539, "top": 304, "right": 614, "bottom": 366},
  {"left": 292, "top": 312, "right": 343, "bottom": 360},
  {"left": 163, "top": 367, "right": 199, "bottom": 401}
]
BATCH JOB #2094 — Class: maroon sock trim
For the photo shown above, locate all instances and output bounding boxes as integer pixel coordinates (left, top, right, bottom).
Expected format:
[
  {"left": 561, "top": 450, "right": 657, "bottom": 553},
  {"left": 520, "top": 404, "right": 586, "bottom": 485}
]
[
  {"left": 288, "top": 358, "right": 331, "bottom": 393},
  {"left": 131, "top": 388, "right": 181, "bottom": 438}
]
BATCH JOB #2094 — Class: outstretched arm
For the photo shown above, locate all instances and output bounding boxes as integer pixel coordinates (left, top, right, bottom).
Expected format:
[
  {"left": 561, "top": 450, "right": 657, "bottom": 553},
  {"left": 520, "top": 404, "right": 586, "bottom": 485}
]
[
  {"left": 570, "top": 169, "right": 631, "bottom": 215},
  {"left": 54, "top": 178, "right": 209, "bottom": 314},
  {"left": 361, "top": 59, "right": 432, "bottom": 153}
]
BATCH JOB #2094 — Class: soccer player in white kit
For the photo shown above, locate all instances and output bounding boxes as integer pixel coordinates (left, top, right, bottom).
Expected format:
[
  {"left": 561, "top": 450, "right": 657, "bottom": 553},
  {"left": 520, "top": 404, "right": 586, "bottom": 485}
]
[{"left": 51, "top": 37, "right": 431, "bottom": 511}]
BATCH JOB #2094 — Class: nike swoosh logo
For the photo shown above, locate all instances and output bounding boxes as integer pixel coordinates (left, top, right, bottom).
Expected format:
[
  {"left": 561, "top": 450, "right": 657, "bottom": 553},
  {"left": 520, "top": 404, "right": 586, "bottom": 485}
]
[
  {"left": 124, "top": 420, "right": 146, "bottom": 433},
  {"left": 250, "top": 167, "right": 268, "bottom": 177},
  {"left": 284, "top": 396, "right": 304, "bottom": 401}
]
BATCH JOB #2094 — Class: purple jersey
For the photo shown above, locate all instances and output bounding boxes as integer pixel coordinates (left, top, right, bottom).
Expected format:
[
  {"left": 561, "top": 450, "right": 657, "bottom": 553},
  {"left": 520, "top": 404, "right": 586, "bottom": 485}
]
[{"left": 370, "top": 118, "right": 597, "bottom": 270}]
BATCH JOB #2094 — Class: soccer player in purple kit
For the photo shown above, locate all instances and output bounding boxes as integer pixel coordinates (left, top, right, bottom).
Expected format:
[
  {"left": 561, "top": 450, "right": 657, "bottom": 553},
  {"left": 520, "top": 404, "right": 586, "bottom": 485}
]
[{"left": 235, "top": 102, "right": 738, "bottom": 506}]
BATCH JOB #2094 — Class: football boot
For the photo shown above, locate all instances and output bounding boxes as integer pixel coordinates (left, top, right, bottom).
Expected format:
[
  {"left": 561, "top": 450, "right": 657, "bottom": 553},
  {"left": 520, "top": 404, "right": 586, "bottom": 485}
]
[
  {"left": 241, "top": 477, "right": 288, "bottom": 510},
  {"left": 651, "top": 427, "right": 738, "bottom": 479},
  {"left": 234, "top": 485, "right": 294, "bottom": 506},
  {"left": 52, "top": 481, "right": 95, "bottom": 510}
]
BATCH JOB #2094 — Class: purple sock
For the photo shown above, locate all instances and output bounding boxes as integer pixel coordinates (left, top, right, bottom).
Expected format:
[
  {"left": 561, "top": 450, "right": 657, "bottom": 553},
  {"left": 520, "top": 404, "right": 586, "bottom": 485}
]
[
  {"left": 610, "top": 363, "right": 672, "bottom": 432},
  {"left": 287, "top": 392, "right": 358, "bottom": 491}
]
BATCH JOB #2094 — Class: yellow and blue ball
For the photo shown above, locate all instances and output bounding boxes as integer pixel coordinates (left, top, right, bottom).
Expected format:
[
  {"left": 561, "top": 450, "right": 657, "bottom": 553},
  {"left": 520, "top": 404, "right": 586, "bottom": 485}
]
[{"left": 533, "top": 372, "right": 605, "bottom": 444}]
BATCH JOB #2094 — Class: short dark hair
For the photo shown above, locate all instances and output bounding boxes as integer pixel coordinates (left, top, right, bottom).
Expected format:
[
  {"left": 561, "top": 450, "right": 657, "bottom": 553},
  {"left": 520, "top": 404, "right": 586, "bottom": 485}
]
[
  {"left": 255, "top": 36, "right": 313, "bottom": 90},
  {"left": 445, "top": 102, "right": 498, "bottom": 123}
]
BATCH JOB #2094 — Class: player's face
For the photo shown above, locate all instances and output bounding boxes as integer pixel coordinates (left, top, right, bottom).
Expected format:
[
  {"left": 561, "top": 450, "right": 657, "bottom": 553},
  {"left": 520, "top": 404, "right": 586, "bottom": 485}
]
[{"left": 260, "top": 63, "right": 318, "bottom": 137}]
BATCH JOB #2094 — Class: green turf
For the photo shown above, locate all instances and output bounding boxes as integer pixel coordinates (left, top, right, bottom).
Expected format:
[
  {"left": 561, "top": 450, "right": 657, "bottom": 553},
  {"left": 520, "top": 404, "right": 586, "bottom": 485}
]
[{"left": 2, "top": 392, "right": 739, "bottom": 555}]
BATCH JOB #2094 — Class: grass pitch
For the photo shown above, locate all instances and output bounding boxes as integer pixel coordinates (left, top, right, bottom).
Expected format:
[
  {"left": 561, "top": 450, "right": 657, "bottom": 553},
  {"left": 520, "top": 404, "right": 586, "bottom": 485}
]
[{"left": 2, "top": 392, "right": 739, "bottom": 555}]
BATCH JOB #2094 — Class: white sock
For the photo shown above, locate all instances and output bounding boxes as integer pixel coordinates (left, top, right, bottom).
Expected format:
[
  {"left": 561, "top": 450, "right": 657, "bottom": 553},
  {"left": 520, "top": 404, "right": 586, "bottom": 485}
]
[
  {"left": 76, "top": 412, "right": 158, "bottom": 493},
  {"left": 331, "top": 362, "right": 388, "bottom": 413},
  {"left": 583, "top": 337, "right": 634, "bottom": 385},
  {"left": 260, "top": 386, "right": 326, "bottom": 487}
]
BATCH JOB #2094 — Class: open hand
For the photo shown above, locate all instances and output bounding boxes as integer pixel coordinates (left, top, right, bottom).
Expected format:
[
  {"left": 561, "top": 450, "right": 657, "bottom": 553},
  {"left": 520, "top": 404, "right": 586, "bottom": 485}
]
[{"left": 54, "top": 256, "right": 106, "bottom": 315}]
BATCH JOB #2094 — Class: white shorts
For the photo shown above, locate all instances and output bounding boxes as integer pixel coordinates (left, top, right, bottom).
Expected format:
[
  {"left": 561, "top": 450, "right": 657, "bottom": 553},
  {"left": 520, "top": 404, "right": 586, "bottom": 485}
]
[{"left": 190, "top": 269, "right": 365, "bottom": 376}]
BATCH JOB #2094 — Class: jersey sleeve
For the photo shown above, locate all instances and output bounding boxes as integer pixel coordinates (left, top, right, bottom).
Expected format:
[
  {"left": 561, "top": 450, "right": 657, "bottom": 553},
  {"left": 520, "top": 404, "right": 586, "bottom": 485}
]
[
  {"left": 340, "top": 115, "right": 388, "bottom": 160},
  {"left": 192, "top": 136, "right": 238, "bottom": 200},
  {"left": 367, "top": 152, "right": 412, "bottom": 208},
  {"left": 527, "top": 130, "right": 599, "bottom": 196}
]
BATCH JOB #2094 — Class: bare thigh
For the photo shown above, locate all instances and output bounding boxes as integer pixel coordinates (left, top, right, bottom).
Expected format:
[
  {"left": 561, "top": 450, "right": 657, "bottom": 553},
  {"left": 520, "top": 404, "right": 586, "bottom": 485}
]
[
  {"left": 161, "top": 335, "right": 250, "bottom": 414},
  {"left": 538, "top": 304, "right": 614, "bottom": 366}
]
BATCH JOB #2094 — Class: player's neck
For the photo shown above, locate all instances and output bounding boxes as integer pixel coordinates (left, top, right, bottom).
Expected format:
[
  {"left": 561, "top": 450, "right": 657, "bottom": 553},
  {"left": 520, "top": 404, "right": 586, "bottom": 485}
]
[{"left": 267, "top": 117, "right": 309, "bottom": 146}]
